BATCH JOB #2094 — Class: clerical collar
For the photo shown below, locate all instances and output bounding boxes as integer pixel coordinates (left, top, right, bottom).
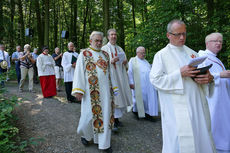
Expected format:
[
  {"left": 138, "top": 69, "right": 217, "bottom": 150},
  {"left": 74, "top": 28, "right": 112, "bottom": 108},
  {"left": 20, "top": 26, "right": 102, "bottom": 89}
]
[
  {"left": 206, "top": 49, "right": 217, "bottom": 57},
  {"left": 89, "top": 47, "right": 100, "bottom": 52},
  {"left": 168, "top": 43, "right": 184, "bottom": 49},
  {"left": 68, "top": 50, "right": 74, "bottom": 53},
  {"left": 108, "top": 42, "right": 116, "bottom": 46}
]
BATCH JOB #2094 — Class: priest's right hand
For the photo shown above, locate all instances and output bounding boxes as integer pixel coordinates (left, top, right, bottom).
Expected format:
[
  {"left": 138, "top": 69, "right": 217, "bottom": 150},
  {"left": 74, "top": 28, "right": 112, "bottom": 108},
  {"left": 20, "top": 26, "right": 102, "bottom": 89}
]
[
  {"left": 72, "top": 62, "right": 76, "bottom": 68},
  {"left": 111, "top": 57, "right": 119, "bottom": 64},
  {"left": 130, "top": 84, "right": 135, "bottom": 89},
  {"left": 180, "top": 65, "right": 200, "bottom": 77},
  {"left": 75, "top": 93, "right": 83, "bottom": 101}
]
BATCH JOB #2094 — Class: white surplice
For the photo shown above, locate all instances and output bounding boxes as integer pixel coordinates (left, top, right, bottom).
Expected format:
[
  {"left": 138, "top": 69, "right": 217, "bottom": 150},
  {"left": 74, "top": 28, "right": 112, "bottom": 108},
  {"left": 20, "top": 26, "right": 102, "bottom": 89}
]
[
  {"left": 102, "top": 42, "right": 132, "bottom": 118},
  {"left": 128, "top": 56, "right": 158, "bottom": 117},
  {"left": 36, "top": 54, "right": 55, "bottom": 76},
  {"left": 71, "top": 48, "right": 117, "bottom": 150},
  {"left": 198, "top": 49, "right": 230, "bottom": 152},
  {"left": 149, "top": 44, "right": 216, "bottom": 153},
  {"left": 61, "top": 51, "right": 78, "bottom": 82}
]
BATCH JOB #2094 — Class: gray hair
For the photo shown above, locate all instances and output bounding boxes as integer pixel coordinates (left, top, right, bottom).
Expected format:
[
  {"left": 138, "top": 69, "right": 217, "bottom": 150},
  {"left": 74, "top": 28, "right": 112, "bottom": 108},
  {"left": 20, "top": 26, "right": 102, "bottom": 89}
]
[
  {"left": 107, "top": 29, "right": 116, "bottom": 36},
  {"left": 89, "top": 31, "right": 104, "bottom": 40},
  {"left": 136, "top": 46, "right": 145, "bottom": 53},
  {"left": 33, "top": 48, "right": 38, "bottom": 52},
  {"left": 205, "top": 32, "right": 223, "bottom": 43},
  {"left": 24, "top": 44, "right": 31, "bottom": 50},
  {"left": 68, "top": 42, "right": 74, "bottom": 47},
  {"left": 55, "top": 47, "right": 60, "bottom": 51},
  {"left": 167, "top": 19, "right": 185, "bottom": 32}
]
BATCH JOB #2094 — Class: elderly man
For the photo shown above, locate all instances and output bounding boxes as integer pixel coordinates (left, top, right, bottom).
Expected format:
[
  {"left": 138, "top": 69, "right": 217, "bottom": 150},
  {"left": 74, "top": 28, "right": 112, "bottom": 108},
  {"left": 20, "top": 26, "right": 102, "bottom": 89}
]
[
  {"left": 0, "top": 44, "right": 11, "bottom": 87},
  {"left": 19, "top": 44, "right": 35, "bottom": 92},
  {"left": 128, "top": 46, "right": 158, "bottom": 120},
  {"left": 52, "top": 47, "right": 63, "bottom": 92},
  {"left": 72, "top": 31, "right": 118, "bottom": 153},
  {"left": 198, "top": 32, "right": 230, "bottom": 153},
  {"left": 61, "top": 42, "right": 78, "bottom": 103},
  {"left": 101, "top": 29, "right": 132, "bottom": 130},
  {"left": 149, "top": 19, "right": 216, "bottom": 153},
  {"left": 12, "top": 45, "right": 22, "bottom": 84}
]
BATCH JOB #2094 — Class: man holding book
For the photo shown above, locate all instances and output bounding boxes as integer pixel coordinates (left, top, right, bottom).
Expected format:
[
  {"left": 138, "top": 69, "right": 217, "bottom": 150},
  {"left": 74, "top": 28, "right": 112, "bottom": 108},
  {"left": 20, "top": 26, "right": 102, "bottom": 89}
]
[{"left": 61, "top": 42, "right": 78, "bottom": 103}]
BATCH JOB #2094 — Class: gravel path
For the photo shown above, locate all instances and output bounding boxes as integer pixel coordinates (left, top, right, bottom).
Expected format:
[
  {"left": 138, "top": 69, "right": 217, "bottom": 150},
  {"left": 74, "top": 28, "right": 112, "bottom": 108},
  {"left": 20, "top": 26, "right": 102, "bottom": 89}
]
[{"left": 6, "top": 81, "right": 162, "bottom": 153}]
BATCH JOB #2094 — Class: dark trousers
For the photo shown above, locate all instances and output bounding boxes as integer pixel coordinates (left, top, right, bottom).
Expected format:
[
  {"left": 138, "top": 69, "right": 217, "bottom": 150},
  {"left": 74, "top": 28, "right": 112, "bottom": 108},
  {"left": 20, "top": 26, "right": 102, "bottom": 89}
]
[
  {"left": 0, "top": 67, "right": 7, "bottom": 87},
  {"left": 64, "top": 82, "right": 76, "bottom": 101},
  {"left": 33, "top": 63, "right": 38, "bottom": 84},
  {"left": 15, "top": 62, "right": 21, "bottom": 84}
]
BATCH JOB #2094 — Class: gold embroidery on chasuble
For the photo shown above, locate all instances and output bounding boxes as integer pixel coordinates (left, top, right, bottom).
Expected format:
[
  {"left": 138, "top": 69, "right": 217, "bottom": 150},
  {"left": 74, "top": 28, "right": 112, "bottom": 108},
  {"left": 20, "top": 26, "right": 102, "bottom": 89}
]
[
  {"left": 83, "top": 49, "right": 115, "bottom": 133},
  {"left": 96, "top": 56, "right": 108, "bottom": 75}
]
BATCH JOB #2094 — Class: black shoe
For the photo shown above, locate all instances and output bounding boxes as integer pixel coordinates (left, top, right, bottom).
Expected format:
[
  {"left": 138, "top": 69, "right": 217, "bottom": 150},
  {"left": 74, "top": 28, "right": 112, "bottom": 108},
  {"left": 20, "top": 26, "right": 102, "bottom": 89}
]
[
  {"left": 103, "top": 147, "right": 113, "bottom": 153},
  {"left": 114, "top": 118, "right": 123, "bottom": 127},
  {"left": 112, "top": 123, "right": 119, "bottom": 132},
  {"left": 81, "top": 137, "right": 89, "bottom": 146},
  {"left": 145, "top": 114, "right": 157, "bottom": 122}
]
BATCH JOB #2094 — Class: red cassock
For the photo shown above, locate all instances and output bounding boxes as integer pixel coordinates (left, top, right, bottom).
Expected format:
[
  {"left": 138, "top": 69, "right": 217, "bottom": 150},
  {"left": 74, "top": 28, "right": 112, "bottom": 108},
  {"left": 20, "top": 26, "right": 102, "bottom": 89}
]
[{"left": 39, "top": 75, "right": 56, "bottom": 97}]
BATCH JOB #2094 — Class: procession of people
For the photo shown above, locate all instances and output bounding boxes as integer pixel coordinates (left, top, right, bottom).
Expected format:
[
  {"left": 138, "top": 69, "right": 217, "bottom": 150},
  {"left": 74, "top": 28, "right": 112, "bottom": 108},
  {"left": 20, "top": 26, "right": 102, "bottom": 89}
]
[{"left": 0, "top": 19, "right": 230, "bottom": 153}]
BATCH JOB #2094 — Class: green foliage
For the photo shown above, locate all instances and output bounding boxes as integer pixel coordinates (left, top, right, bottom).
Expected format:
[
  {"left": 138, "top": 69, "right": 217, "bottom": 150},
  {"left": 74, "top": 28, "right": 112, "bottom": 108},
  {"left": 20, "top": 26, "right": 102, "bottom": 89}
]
[
  {"left": 1, "top": 0, "right": 230, "bottom": 67},
  {"left": 0, "top": 89, "right": 22, "bottom": 152}
]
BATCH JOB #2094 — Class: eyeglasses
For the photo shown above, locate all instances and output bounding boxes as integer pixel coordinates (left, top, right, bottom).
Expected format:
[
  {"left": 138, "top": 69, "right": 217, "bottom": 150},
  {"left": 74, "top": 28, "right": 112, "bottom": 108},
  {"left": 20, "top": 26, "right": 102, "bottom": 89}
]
[
  {"left": 208, "top": 40, "right": 223, "bottom": 43},
  {"left": 138, "top": 52, "right": 146, "bottom": 55},
  {"left": 169, "top": 32, "right": 186, "bottom": 37}
]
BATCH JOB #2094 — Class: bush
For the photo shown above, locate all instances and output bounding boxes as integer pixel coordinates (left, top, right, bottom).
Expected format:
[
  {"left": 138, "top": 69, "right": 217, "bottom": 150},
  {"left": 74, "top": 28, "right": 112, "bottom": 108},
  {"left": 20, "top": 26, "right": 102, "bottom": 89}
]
[{"left": 0, "top": 87, "right": 25, "bottom": 153}]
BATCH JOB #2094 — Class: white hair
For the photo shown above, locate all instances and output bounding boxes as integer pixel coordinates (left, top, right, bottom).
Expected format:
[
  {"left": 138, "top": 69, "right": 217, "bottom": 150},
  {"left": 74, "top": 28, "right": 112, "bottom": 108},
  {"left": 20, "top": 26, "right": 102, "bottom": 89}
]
[
  {"left": 68, "top": 42, "right": 74, "bottom": 47},
  {"left": 136, "top": 46, "right": 145, "bottom": 53},
  {"left": 90, "top": 31, "right": 104, "bottom": 40},
  {"left": 205, "top": 32, "right": 223, "bottom": 43},
  {"left": 107, "top": 29, "right": 116, "bottom": 36},
  {"left": 55, "top": 47, "right": 59, "bottom": 51},
  {"left": 24, "top": 44, "right": 31, "bottom": 50},
  {"left": 167, "top": 19, "right": 185, "bottom": 32}
]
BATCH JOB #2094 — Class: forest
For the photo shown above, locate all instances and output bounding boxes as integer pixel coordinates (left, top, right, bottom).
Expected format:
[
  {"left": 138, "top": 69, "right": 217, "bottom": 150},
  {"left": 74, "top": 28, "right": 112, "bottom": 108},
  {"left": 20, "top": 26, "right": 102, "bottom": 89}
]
[{"left": 0, "top": 0, "right": 230, "bottom": 67}]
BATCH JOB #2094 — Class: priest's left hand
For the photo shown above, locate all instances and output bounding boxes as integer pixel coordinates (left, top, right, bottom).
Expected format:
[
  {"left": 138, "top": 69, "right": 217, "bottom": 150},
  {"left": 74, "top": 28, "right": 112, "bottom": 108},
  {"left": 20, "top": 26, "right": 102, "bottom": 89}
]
[
  {"left": 194, "top": 70, "right": 214, "bottom": 84},
  {"left": 75, "top": 93, "right": 83, "bottom": 101}
]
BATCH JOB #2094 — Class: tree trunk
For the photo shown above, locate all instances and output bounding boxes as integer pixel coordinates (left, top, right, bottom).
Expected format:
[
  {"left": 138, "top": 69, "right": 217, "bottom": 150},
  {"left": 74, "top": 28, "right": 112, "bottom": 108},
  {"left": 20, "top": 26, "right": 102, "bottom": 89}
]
[
  {"left": 132, "top": 0, "right": 137, "bottom": 37},
  {"left": 81, "top": 0, "right": 89, "bottom": 48},
  {"left": 9, "top": 0, "right": 16, "bottom": 51},
  {"left": 34, "top": 0, "right": 43, "bottom": 49},
  {"left": 53, "top": 0, "right": 58, "bottom": 48},
  {"left": 116, "top": 0, "right": 125, "bottom": 50},
  {"left": 206, "top": 0, "right": 214, "bottom": 28},
  {"left": 73, "top": 0, "right": 78, "bottom": 49},
  {"left": 103, "top": 0, "right": 110, "bottom": 35},
  {"left": 44, "top": 0, "right": 49, "bottom": 47},
  {"left": 17, "top": 0, "right": 25, "bottom": 46},
  {"left": 0, "top": 1, "right": 3, "bottom": 43}
]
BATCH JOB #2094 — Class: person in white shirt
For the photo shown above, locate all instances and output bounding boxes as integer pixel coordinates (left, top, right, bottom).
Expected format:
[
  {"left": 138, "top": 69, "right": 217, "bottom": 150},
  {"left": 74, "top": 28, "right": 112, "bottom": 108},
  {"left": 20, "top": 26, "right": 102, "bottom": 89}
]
[
  {"left": 36, "top": 47, "right": 56, "bottom": 98},
  {"left": 149, "top": 19, "right": 216, "bottom": 153},
  {"left": 12, "top": 45, "right": 22, "bottom": 84},
  {"left": 198, "top": 32, "right": 230, "bottom": 153},
  {"left": 61, "top": 42, "right": 78, "bottom": 103},
  {"left": 0, "top": 44, "right": 10, "bottom": 87},
  {"left": 128, "top": 46, "right": 158, "bottom": 121}
]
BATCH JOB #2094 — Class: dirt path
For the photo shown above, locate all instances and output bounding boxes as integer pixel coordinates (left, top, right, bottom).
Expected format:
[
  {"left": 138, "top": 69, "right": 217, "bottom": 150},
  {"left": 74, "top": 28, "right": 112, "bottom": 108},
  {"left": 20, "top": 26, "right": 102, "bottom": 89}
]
[{"left": 6, "top": 81, "right": 162, "bottom": 153}]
